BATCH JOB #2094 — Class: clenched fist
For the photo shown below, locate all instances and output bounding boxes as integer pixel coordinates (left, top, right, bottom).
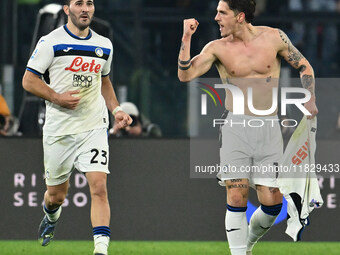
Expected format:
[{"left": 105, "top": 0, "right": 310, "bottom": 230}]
[
  {"left": 183, "top": 18, "right": 199, "bottom": 38},
  {"left": 53, "top": 90, "right": 81, "bottom": 110}
]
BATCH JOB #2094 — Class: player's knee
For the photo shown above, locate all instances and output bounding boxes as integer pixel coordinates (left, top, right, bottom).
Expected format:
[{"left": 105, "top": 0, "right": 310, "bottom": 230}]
[
  {"left": 227, "top": 192, "right": 248, "bottom": 207},
  {"left": 47, "top": 193, "right": 66, "bottom": 206},
  {"left": 90, "top": 182, "right": 107, "bottom": 199}
]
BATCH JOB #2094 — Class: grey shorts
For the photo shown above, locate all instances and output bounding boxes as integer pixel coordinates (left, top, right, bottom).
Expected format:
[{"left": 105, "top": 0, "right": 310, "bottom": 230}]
[{"left": 218, "top": 112, "right": 283, "bottom": 188}]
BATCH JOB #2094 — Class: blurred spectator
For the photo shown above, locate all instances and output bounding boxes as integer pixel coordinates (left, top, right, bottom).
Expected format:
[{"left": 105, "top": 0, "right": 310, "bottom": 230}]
[
  {"left": 0, "top": 94, "right": 11, "bottom": 136},
  {"left": 254, "top": 0, "right": 267, "bottom": 16},
  {"left": 265, "top": 0, "right": 287, "bottom": 15},
  {"left": 110, "top": 102, "right": 162, "bottom": 138},
  {"left": 17, "top": 0, "right": 43, "bottom": 82},
  {"left": 18, "top": 0, "right": 40, "bottom": 3},
  {"left": 287, "top": 0, "right": 305, "bottom": 48},
  {"left": 0, "top": 94, "right": 20, "bottom": 136},
  {"left": 304, "top": 0, "right": 339, "bottom": 76}
]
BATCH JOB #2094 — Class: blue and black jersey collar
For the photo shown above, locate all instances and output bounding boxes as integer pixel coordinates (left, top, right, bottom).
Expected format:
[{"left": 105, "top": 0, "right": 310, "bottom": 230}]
[{"left": 63, "top": 25, "right": 92, "bottom": 40}]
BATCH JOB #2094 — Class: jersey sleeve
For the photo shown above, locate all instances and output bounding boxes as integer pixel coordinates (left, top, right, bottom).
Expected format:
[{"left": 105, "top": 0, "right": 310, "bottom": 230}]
[
  {"left": 26, "top": 37, "right": 54, "bottom": 76},
  {"left": 102, "top": 40, "right": 113, "bottom": 77}
]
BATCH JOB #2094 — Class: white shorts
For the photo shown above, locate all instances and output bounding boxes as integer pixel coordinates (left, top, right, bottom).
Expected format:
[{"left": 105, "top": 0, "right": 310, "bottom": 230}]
[
  {"left": 217, "top": 111, "right": 283, "bottom": 188},
  {"left": 43, "top": 128, "right": 110, "bottom": 186}
]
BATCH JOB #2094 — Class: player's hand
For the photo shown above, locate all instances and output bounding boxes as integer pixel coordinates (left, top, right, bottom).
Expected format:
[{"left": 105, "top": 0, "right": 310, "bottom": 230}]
[
  {"left": 183, "top": 18, "right": 199, "bottom": 38},
  {"left": 53, "top": 90, "right": 81, "bottom": 110},
  {"left": 304, "top": 95, "right": 318, "bottom": 119},
  {"left": 114, "top": 111, "right": 132, "bottom": 130}
]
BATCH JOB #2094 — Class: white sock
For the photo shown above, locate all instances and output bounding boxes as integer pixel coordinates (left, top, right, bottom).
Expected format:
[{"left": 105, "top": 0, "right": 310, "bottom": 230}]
[
  {"left": 43, "top": 205, "right": 62, "bottom": 223},
  {"left": 225, "top": 205, "right": 248, "bottom": 255},
  {"left": 94, "top": 235, "right": 109, "bottom": 255},
  {"left": 247, "top": 204, "right": 282, "bottom": 251}
]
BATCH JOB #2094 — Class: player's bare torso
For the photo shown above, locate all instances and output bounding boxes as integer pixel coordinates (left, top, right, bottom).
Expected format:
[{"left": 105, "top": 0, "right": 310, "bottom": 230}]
[{"left": 212, "top": 26, "right": 282, "bottom": 116}]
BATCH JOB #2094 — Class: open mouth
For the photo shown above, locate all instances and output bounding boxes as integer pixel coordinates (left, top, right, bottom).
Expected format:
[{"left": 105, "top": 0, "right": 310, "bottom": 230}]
[{"left": 80, "top": 15, "right": 89, "bottom": 20}]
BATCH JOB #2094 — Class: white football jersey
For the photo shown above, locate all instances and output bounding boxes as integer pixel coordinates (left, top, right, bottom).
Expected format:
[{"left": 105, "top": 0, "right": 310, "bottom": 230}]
[{"left": 27, "top": 25, "right": 113, "bottom": 136}]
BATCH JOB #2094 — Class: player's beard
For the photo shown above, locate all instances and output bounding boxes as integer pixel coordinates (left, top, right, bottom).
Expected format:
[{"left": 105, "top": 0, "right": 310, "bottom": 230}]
[{"left": 69, "top": 9, "right": 93, "bottom": 31}]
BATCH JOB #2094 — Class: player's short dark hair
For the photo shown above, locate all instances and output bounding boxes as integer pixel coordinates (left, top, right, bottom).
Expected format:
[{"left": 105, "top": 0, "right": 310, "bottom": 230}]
[
  {"left": 222, "top": 0, "right": 256, "bottom": 23},
  {"left": 64, "top": 0, "right": 95, "bottom": 6}
]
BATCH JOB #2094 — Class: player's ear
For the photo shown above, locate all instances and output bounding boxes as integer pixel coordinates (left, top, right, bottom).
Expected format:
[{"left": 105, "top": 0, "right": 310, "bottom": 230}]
[
  {"left": 237, "top": 12, "right": 245, "bottom": 23},
  {"left": 63, "top": 5, "right": 69, "bottom": 15}
]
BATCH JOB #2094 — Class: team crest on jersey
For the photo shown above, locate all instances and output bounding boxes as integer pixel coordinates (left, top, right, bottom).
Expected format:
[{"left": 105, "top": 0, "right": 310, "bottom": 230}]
[{"left": 95, "top": 47, "right": 104, "bottom": 58}]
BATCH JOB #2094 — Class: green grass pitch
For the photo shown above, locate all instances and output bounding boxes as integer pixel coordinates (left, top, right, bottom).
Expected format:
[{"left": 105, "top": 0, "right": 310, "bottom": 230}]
[{"left": 0, "top": 241, "right": 339, "bottom": 255}]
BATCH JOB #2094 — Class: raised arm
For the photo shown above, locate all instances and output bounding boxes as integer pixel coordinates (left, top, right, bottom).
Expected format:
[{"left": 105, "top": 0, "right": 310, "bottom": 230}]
[
  {"left": 178, "top": 19, "right": 216, "bottom": 82},
  {"left": 277, "top": 29, "right": 318, "bottom": 118}
]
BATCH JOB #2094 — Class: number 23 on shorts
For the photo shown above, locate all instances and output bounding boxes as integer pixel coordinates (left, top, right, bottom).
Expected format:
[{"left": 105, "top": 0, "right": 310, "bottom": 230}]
[{"left": 90, "top": 149, "right": 108, "bottom": 165}]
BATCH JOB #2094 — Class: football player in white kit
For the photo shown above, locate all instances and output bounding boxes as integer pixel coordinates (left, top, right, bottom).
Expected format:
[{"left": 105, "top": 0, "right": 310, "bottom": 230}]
[
  {"left": 178, "top": 1, "right": 317, "bottom": 254},
  {"left": 22, "top": 1, "right": 131, "bottom": 254}
]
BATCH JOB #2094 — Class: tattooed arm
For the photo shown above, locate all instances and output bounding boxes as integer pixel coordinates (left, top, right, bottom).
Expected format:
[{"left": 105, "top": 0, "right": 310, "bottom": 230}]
[
  {"left": 178, "top": 18, "right": 216, "bottom": 82},
  {"left": 277, "top": 29, "right": 318, "bottom": 118}
]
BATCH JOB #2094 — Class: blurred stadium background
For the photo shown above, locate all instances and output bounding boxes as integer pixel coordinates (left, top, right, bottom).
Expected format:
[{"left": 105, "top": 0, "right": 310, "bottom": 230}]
[{"left": 0, "top": 0, "right": 339, "bottom": 254}]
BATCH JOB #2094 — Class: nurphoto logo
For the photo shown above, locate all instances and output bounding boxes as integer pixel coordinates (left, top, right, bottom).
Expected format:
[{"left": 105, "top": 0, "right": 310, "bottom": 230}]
[{"left": 200, "top": 83, "right": 311, "bottom": 128}]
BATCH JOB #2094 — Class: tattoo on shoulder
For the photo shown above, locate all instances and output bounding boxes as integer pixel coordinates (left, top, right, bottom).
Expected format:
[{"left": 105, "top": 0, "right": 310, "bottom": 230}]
[
  {"left": 302, "top": 74, "right": 314, "bottom": 95},
  {"left": 279, "top": 29, "right": 304, "bottom": 68},
  {"left": 279, "top": 29, "right": 289, "bottom": 44}
]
